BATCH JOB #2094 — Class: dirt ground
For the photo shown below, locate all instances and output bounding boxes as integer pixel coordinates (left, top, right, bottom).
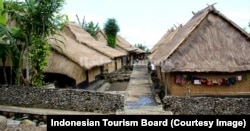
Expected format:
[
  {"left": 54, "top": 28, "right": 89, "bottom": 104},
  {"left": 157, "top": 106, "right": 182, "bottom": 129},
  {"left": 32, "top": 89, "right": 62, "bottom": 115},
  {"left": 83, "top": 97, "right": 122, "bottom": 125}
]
[{"left": 107, "top": 81, "right": 128, "bottom": 91}]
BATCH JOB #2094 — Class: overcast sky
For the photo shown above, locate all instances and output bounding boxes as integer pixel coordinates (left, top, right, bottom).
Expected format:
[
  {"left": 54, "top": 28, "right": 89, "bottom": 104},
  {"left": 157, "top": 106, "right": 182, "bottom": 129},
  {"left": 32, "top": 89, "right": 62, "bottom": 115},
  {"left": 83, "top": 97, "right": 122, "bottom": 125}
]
[{"left": 61, "top": 0, "right": 250, "bottom": 49}]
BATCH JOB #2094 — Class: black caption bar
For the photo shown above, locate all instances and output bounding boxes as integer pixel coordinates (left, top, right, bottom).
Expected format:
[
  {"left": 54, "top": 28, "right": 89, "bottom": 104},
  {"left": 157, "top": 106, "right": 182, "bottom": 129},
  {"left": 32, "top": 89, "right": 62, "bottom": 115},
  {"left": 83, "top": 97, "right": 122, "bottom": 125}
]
[{"left": 47, "top": 115, "right": 249, "bottom": 130}]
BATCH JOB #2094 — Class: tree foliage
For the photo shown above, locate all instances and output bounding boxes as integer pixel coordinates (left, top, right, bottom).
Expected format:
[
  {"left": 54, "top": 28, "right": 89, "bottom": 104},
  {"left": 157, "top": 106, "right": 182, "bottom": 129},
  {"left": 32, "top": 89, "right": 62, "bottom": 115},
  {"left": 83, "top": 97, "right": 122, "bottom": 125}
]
[
  {"left": 76, "top": 15, "right": 99, "bottom": 39},
  {"left": 134, "top": 43, "right": 147, "bottom": 51},
  {"left": 83, "top": 21, "right": 99, "bottom": 39},
  {"left": 104, "top": 18, "right": 119, "bottom": 48},
  {"left": 2, "top": 0, "right": 66, "bottom": 86}
]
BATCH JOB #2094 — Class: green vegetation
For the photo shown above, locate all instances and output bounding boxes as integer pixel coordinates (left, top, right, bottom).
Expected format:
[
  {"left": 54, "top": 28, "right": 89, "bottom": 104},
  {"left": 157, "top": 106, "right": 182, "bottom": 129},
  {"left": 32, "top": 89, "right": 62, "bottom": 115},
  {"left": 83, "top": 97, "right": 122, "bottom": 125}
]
[
  {"left": 0, "top": 0, "right": 67, "bottom": 86},
  {"left": 104, "top": 18, "right": 120, "bottom": 48},
  {"left": 76, "top": 15, "right": 100, "bottom": 39},
  {"left": 134, "top": 43, "right": 147, "bottom": 51}
]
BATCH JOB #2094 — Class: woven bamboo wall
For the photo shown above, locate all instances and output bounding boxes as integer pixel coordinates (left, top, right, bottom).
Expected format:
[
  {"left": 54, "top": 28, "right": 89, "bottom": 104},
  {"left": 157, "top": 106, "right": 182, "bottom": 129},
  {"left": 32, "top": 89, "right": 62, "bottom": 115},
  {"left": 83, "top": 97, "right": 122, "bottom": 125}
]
[
  {"left": 88, "top": 66, "right": 101, "bottom": 82},
  {"left": 94, "top": 66, "right": 101, "bottom": 76},
  {"left": 116, "top": 57, "right": 122, "bottom": 70},
  {"left": 166, "top": 72, "right": 250, "bottom": 96},
  {"left": 104, "top": 60, "right": 116, "bottom": 73}
]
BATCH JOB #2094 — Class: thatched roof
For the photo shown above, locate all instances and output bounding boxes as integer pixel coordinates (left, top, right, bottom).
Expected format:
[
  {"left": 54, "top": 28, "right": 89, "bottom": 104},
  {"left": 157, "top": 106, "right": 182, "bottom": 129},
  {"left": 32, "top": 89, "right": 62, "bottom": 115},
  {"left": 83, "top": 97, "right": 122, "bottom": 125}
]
[
  {"left": 135, "top": 48, "right": 146, "bottom": 54},
  {"left": 45, "top": 32, "right": 112, "bottom": 83},
  {"left": 116, "top": 35, "right": 138, "bottom": 52},
  {"left": 66, "top": 23, "right": 126, "bottom": 59},
  {"left": 152, "top": 5, "right": 250, "bottom": 72},
  {"left": 96, "top": 30, "right": 138, "bottom": 54},
  {"left": 148, "top": 26, "right": 181, "bottom": 62}
]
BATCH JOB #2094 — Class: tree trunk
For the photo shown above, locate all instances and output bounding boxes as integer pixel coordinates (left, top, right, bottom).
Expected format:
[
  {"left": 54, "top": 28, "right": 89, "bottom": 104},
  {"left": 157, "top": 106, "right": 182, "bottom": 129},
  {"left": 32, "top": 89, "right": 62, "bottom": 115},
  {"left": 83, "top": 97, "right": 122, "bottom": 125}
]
[
  {"left": 10, "top": 65, "right": 12, "bottom": 85},
  {"left": 26, "top": 55, "right": 29, "bottom": 81},
  {"left": 2, "top": 56, "right": 8, "bottom": 84}
]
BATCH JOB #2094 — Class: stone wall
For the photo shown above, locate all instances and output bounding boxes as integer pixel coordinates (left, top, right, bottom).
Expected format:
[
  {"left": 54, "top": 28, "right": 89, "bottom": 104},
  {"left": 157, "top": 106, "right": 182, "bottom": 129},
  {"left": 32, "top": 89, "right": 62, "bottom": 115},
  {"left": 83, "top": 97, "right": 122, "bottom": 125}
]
[
  {"left": 163, "top": 96, "right": 250, "bottom": 115},
  {"left": 0, "top": 86, "right": 124, "bottom": 113}
]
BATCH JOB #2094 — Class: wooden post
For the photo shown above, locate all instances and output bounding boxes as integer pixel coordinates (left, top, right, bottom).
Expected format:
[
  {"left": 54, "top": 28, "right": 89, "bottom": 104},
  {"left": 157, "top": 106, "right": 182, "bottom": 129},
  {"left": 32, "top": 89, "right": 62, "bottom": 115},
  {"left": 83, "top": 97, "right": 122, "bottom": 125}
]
[{"left": 164, "top": 73, "right": 171, "bottom": 96}]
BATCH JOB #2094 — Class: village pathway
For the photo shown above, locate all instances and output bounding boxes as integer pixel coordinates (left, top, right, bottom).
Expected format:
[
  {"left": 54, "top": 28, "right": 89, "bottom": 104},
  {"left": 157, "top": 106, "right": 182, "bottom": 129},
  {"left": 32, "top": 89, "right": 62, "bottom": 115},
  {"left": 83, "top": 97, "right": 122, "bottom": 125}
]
[{"left": 116, "top": 59, "right": 172, "bottom": 115}]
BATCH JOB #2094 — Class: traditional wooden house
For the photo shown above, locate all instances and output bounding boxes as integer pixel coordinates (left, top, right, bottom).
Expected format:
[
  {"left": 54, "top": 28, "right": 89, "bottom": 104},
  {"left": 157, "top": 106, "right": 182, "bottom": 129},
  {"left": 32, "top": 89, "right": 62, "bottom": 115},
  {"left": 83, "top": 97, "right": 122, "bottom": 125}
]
[
  {"left": 135, "top": 48, "right": 146, "bottom": 60},
  {"left": 46, "top": 32, "right": 112, "bottom": 88},
  {"left": 66, "top": 23, "right": 126, "bottom": 73},
  {"left": 96, "top": 30, "right": 140, "bottom": 65},
  {"left": 148, "top": 26, "right": 181, "bottom": 87},
  {"left": 150, "top": 5, "right": 250, "bottom": 96}
]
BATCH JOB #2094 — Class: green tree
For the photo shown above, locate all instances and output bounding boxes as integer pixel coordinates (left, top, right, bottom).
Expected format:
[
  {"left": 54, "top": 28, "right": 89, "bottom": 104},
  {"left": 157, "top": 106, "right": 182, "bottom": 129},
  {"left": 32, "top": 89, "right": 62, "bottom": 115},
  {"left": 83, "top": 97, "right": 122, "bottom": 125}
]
[
  {"left": 4, "top": 0, "right": 66, "bottom": 86},
  {"left": 134, "top": 43, "right": 147, "bottom": 51},
  {"left": 104, "top": 18, "right": 119, "bottom": 48},
  {"left": 0, "top": 43, "right": 10, "bottom": 84},
  {"left": 0, "top": 0, "right": 5, "bottom": 25},
  {"left": 84, "top": 21, "right": 99, "bottom": 39},
  {"left": 0, "top": 0, "right": 21, "bottom": 85},
  {"left": 76, "top": 15, "right": 99, "bottom": 39},
  {"left": 0, "top": 0, "right": 8, "bottom": 84}
]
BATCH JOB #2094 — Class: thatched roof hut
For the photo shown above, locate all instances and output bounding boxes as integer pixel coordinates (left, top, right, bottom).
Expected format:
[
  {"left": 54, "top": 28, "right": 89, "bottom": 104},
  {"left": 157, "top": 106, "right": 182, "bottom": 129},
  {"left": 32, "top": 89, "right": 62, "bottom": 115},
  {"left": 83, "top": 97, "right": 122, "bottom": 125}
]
[
  {"left": 96, "top": 29, "right": 138, "bottom": 54},
  {"left": 148, "top": 26, "right": 181, "bottom": 63},
  {"left": 151, "top": 5, "right": 250, "bottom": 72},
  {"left": 45, "top": 33, "right": 111, "bottom": 84},
  {"left": 65, "top": 23, "right": 126, "bottom": 59}
]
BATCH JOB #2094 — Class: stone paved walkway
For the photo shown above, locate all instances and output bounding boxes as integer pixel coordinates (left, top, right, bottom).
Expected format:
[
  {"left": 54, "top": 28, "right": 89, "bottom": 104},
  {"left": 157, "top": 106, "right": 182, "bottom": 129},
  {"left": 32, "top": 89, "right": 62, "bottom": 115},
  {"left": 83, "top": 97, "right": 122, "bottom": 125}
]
[{"left": 116, "top": 60, "right": 172, "bottom": 115}]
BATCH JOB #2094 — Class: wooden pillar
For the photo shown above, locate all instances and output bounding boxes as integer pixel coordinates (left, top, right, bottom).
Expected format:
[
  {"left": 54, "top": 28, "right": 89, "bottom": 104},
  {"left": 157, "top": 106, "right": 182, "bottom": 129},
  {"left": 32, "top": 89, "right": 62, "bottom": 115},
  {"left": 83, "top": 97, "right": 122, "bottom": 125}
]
[{"left": 164, "top": 73, "right": 171, "bottom": 96}]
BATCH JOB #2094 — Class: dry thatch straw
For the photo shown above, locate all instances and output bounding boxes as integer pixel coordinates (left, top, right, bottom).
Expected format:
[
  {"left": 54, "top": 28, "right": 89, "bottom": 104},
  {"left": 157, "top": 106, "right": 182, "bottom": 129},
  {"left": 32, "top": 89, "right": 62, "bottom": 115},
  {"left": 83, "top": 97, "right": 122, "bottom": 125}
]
[
  {"left": 148, "top": 26, "right": 181, "bottom": 64},
  {"left": 96, "top": 29, "right": 138, "bottom": 54},
  {"left": 151, "top": 5, "right": 250, "bottom": 72},
  {"left": 135, "top": 48, "right": 146, "bottom": 54},
  {"left": 66, "top": 23, "right": 126, "bottom": 59},
  {"left": 45, "top": 32, "right": 112, "bottom": 83}
]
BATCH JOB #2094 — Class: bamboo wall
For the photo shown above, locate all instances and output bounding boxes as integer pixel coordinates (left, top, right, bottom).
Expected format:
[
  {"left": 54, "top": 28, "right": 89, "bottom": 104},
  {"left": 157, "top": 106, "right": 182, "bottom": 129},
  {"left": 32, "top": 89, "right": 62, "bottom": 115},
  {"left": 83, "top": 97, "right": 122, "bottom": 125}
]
[
  {"left": 88, "top": 66, "right": 101, "bottom": 82},
  {"left": 116, "top": 57, "right": 122, "bottom": 70},
  {"left": 45, "top": 52, "right": 86, "bottom": 84},
  {"left": 165, "top": 72, "right": 250, "bottom": 96},
  {"left": 104, "top": 60, "right": 116, "bottom": 73}
]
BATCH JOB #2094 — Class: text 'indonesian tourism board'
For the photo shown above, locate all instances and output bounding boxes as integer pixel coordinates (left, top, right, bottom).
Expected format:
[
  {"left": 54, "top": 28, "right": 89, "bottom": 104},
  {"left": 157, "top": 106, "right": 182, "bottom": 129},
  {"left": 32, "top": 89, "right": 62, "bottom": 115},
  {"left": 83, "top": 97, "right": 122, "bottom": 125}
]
[{"left": 50, "top": 118, "right": 246, "bottom": 128}]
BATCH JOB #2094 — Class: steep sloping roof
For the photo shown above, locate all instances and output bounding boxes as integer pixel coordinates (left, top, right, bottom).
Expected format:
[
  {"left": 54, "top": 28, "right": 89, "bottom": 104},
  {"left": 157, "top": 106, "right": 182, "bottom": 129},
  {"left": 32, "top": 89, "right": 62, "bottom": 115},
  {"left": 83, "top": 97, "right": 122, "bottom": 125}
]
[
  {"left": 66, "top": 23, "right": 126, "bottom": 59},
  {"left": 96, "top": 30, "right": 138, "bottom": 54},
  {"left": 47, "top": 33, "right": 112, "bottom": 70},
  {"left": 152, "top": 5, "right": 250, "bottom": 72},
  {"left": 45, "top": 32, "right": 112, "bottom": 83},
  {"left": 135, "top": 48, "right": 146, "bottom": 54},
  {"left": 116, "top": 35, "right": 138, "bottom": 52},
  {"left": 148, "top": 26, "right": 181, "bottom": 63}
]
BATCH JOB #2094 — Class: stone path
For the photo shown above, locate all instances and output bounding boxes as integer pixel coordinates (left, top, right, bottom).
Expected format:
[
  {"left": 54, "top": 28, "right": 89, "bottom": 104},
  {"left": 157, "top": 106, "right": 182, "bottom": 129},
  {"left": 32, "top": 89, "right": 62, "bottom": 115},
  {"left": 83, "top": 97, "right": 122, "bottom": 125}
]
[{"left": 116, "top": 60, "right": 172, "bottom": 115}]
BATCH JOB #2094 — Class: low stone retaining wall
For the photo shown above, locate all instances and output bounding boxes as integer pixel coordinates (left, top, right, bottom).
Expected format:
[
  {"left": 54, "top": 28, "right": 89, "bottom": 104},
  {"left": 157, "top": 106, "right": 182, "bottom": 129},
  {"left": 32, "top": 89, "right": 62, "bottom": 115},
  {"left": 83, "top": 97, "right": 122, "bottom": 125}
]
[
  {"left": 0, "top": 86, "right": 125, "bottom": 113},
  {"left": 163, "top": 96, "right": 250, "bottom": 115}
]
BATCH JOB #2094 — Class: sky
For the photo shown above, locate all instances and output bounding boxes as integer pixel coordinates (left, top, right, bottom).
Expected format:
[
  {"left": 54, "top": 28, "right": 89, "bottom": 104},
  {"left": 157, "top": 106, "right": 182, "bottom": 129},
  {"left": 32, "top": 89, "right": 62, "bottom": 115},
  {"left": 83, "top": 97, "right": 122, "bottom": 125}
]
[{"left": 61, "top": 0, "right": 250, "bottom": 49}]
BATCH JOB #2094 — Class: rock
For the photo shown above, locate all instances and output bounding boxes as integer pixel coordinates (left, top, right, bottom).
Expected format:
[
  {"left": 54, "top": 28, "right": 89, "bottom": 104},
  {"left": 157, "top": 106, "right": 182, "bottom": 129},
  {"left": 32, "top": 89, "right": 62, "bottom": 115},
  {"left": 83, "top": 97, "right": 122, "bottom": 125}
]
[
  {"left": 0, "top": 115, "right": 7, "bottom": 131},
  {"left": 41, "top": 115, "right": 47, "bottom": 122},
  {"left": 7, "top": 119, "right": 21, "bottom": 127},
  {"left": 38, "top": 121, "right": 45, "bottom": 126},
  {"left": 43, "top": 83, "right": 55, "bottom": 89},
  {"left": 20, "top": 119, "right": 36, "bottom": 126}
]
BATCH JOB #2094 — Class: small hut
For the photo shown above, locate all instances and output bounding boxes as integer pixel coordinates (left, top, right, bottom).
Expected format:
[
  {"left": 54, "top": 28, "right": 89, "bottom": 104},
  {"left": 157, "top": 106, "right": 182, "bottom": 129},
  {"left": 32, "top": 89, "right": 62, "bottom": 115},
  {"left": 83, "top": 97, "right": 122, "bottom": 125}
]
[
  {"left": 149, "top": 5, "right": 250, "bottom": 96},
  {"left": 96, "top": 30, "right": 140, "bottom": 65},
  {"left": 148, "top": 26, "right": 181, "bottom": 87},
  {"left": 46, "top": 32, "right": 111, "bottom": 88},
  {"left": 66, "top": 23, "right": 126, "bottom": 73}
]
